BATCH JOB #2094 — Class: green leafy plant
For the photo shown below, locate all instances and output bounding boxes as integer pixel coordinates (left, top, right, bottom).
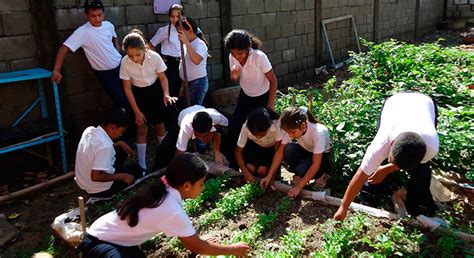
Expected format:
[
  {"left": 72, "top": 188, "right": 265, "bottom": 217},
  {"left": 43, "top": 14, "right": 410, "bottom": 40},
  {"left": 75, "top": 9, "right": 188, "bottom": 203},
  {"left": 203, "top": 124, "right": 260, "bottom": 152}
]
[
  {"left": 183, "top": 174, "right": 230, "bottom": 215},
  {"left": 232, "top": 197, "right": 291, "bottom": 244},
  {"left": 198, "top": 183, "right": 264, "bottom": 228}
]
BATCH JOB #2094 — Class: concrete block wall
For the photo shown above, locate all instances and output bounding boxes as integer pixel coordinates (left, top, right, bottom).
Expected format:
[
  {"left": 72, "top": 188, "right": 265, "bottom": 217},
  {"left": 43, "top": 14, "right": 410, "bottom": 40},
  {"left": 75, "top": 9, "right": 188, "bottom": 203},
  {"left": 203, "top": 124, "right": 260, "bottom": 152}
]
[
  {"left": 0, "top": 0, "right": 446, "bottom": 145},
  {"left": 320, "top": 0, "right": 375, "bottom": 65},
  {"left": 0, "top": 0, "right": 40, "bottom": 128},
  {"left": 419, "top": 0, "right": 444, "bottom": 35},
  {"left": 229, "top": 0, "right": 316, "bottom": 87},
  {"left": 377, "top": 0, "right": 416, "bottom": 41},
  {"left": 446, "top": 0, "right": 474, "bottom": 21},
  {"left": 181, "top": 0, "right": 224, "bottom": 92}
]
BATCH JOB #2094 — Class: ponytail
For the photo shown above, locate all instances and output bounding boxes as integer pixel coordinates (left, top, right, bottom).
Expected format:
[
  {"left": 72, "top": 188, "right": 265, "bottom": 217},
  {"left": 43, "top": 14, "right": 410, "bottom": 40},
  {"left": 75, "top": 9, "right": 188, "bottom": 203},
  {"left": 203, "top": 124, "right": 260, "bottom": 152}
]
[
  {"left": 117, "top": 179, "right": 167, "bottom": 227},
  {"left": 280, "top": 106, "right": 319, "bottom": 130},
  {"left": 117, "top": 153, "right": 208, "bottom": 227}
]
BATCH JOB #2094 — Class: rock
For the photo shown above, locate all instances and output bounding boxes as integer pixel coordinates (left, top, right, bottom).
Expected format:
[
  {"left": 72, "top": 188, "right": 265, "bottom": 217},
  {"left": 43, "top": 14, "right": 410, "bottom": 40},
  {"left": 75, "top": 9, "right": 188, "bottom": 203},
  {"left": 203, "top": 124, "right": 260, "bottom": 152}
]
[
  {"left": 0, "top": 218, "right": 20, "bottom": 247},
  {"left": 0, "top": 214, "right": 5, "bottom": 220}
]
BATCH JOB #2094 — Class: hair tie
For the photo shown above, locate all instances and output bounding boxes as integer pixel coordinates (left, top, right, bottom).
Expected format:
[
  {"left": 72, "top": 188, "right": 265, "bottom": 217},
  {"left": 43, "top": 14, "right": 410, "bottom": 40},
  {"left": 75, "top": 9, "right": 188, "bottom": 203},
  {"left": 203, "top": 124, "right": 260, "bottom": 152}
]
[
  {"left": 161, "top": 175, "right": 168, "bottom": 186},
  {"left": 299, "top": 106, "right": 308, "bottom": 115}
]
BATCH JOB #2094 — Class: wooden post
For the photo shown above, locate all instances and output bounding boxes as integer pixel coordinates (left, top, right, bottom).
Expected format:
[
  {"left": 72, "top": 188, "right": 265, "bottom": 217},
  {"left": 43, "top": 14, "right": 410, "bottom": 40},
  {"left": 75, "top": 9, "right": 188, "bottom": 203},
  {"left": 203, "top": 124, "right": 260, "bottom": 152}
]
[
  {"left": 309, "top": 92, "right": 313, "bottom": 111},
  {"left": 78, "top": 196, "right": 87, "bottom": 233},
  {"left": 179, "top": 18, "right": 191, "bottom": 107},
  {"left": 292, "top": 95, "right": 296, "bottom": 106}
]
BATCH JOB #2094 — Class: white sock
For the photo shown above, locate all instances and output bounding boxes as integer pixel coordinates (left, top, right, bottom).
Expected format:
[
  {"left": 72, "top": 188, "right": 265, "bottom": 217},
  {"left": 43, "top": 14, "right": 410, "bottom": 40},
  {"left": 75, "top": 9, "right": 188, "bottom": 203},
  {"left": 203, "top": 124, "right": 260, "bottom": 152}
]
[
  {"left": 157, "top": 131, "right": 167, "bottom": 145},
  {"left": 136, "top": 143, "right": 147, "bottom": 170}
]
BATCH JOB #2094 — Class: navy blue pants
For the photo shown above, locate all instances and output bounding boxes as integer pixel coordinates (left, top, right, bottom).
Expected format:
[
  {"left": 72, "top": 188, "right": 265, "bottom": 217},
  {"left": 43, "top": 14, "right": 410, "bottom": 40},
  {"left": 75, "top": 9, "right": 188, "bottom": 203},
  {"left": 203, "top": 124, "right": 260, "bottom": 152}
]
[
  {"left": 224, "top": 90, "right": 269, "bottom": 168},
  {"left": 284, "top": 142, "right": 330, "bottom": 179},
  {"left": 94, "top": 66, "right": 130, "bottom": 110},
  {"left": 79, "top": 233, "right": 146, "bottom": 258}
]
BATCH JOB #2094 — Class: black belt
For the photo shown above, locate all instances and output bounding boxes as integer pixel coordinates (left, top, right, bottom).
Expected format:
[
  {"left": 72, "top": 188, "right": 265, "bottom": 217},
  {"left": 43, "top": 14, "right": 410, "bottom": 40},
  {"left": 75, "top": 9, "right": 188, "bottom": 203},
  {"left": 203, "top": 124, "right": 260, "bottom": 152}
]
[{"left": 162, "top": 55, "right": 180, "bottom": 62}]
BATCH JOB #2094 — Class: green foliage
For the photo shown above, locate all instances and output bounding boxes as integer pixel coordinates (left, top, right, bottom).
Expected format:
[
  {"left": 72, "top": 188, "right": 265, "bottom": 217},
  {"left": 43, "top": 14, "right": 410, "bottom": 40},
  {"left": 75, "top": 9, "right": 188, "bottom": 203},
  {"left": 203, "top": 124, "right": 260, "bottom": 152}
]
[
  {"left": 361, "top": 222, "right": 422, "bottom": 256},
  {"left": 198, "top": 183, "right": 264, "bottom": 228},
  {"left": 183, "top": 174, "right": 230, "bottom": 215},
  {"left": 276, "top": 229, "right": 307, "bottom": 257},
  {"left": 276, "top": 39, "right": 473, "bottom": 181},
  {"left": 232, "top": 197, "right": 291, "bottom": 244},
  {"left": 315, "top": 213, "right": 371, "bottom": 257}
]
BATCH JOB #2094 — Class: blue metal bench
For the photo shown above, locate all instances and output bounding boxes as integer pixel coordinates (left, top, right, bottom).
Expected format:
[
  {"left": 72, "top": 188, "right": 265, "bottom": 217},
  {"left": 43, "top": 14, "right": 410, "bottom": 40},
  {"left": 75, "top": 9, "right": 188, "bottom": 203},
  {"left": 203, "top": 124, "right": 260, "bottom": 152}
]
[{"left": 0, "top": 68, "right": 67, "bottom": 173}]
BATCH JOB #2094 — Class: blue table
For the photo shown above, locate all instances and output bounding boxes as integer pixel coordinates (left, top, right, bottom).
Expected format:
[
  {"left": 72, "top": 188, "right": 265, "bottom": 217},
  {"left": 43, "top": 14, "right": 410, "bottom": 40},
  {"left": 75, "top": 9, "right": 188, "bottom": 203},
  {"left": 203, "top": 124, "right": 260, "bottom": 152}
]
[{"left": 0, "top": 68, "right": 67, "bottom": 173}]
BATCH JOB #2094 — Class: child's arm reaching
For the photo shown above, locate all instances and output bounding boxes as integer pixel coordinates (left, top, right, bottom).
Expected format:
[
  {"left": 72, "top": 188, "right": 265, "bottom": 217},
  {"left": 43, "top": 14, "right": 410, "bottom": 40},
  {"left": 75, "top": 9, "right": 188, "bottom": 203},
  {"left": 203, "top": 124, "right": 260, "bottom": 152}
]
[
  {"left": 122, "top": 80, "right": 146, "bottom": 126},
  {"left": 157, "top": 72, "right": 177, "bottom": 106},
  {"left": 90, "top": 170, "right": 135, "bottom": 186},
  {"left": 51, "top": 45, "right": 71, "bottom": 84},
  {"left": 179, "top": 234, "right": 249, "bottom": 256},
  {"left": 265, "top": 69, "right": 278, "bottom": 110},
  {"left": 287, "top": 153, "right": 322, "bottom": 197},
  {"left": 260, "top": 143, "right": 285, "bottom": 188},
  {"left": 177, "top": 31, "right": 203, "bottom": 65},
  {"left": 235, "top": 146, "right": 255, "bottom": 182}
]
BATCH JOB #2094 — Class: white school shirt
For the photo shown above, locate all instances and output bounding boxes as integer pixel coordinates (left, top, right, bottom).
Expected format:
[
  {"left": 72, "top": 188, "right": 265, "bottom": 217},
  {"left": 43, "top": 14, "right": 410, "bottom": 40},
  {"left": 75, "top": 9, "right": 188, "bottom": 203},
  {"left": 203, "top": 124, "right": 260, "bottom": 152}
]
[
  {"left": 74, "top": 126, "right": 116, "bottom": 194},
  {"left": 360, "top": 92, "right": 439, "bottom": 176},
  {"left": 150, "top": 24, "right": 181, "bottom": 57},
  {"left": 87, "top": 186, "right": 196, "bottom": 246},
  {"left": 179, "top": 38, "right": 208, "bottom": 81},
  {"left": 282, "top": 122, "right": 331, "bottom": 154},
  {"left": 176, "top": 105, "right": 228, "bottom": 152},
  {"left": 237, "top": 120, "right": 282, "bottom": 148},
  {"left": 63, "top": 21, "right": 121, "bottom": 71},
  {"left": 119, "top": 50, "right": 167, "bottom": 87},
  {"left": 229, "top": 48, "right": 272, "bottom": 97}
]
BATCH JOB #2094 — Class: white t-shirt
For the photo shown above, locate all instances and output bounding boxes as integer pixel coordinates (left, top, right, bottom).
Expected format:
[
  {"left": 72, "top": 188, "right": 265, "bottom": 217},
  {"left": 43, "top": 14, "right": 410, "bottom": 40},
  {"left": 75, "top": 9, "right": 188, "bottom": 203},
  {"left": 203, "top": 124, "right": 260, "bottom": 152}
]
[
  {"left": 176, "top": 105, "right": 228, "bottom": 152},
  {"left": 361, "top": 92, "right": 439, "bottom": 176},
  {"left": 150, "top": 24, "right": 181, "bottom": 58},
  {"left": 63, "top": 21, "right": 121, "bottom": 71},
  {"left": 282, "top": 122, "right": 331, "bottom": 154},
  {"left": 237, "top": 120, "right": 282, "bottom": 148},
  {"left": 74, "top": 126, "right": 116, "bottom": 194},
  {"left": 179, "top": 38, "right": 207, "bottom": 81},
  {"left": 87, "top": 186, "right": 196, "bottom": 246},
  {"left": 229, "top": 49, "right": 272, "bottom": 97},
  {"left": 119, "top": 50, "right": 167, "bottom": 87}
]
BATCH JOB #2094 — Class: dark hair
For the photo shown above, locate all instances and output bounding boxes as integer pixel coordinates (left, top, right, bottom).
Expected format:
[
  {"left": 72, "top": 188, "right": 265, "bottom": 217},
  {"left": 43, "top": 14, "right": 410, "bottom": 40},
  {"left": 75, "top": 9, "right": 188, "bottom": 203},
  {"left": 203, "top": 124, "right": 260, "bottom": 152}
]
[
  {"left": 122, "top": 29, "right": 148, "bottom": 52},
  {"left": 102, "top": 107, "right": 131, "bottom": 128},
  {"left": 176, "top": 17, "right": 209, "bottom": 47},
  {"left": 280, "top": 107, "right": 318, "bottom": 131},
  {"left": 168, "top": 4, "right": 184, "bottom": 43},
  {"left": 192, "top": 111, "right": 213, "bottom": 133},
  {"left": 390, "top": 132, "right": 426, "bottom": 170},
  {"left": 224, "top": 29, "right": 262, "bottom": 50},
  {"left": 247, "top": 108, "right": 279, "bottom": 134},
  {"left": 117, "top": 153, "right": 207, "bottom": 227},
  {"left": 84, "top": 0, "right": 104, "bottom": 13}
]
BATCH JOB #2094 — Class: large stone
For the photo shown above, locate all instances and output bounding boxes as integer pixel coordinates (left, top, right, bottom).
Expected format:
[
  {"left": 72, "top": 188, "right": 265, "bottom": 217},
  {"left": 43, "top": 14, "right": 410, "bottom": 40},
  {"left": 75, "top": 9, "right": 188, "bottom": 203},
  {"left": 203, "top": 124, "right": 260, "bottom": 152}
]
[
  {"left": 264, "top": 0, "right": 281, "bottom": 12},
  {"left": 126, "top": 5, "right": 156, "bottom": 24},
  {"left": 261, "top": 13, "right": 276, "bottom": 27},
  {"left": 207, "top": 2, "right": 221, "bottom": 18},
  {"left": 282, "top": 49, "right": 296, "bottom": 62},
  {"left": 281, "top": 0, "right": 296, "bottom": 11},
  {"left": 0, "top": 218, "right": 20, "bottom": 247},
  {"left": 246, "top": 0, "right": 264, "bottom": 14},
  {"left": 266, "top": 25, "right": 282, "bottom": 39},
  {"left": 1, "top": 0, "right": 29, "bottom": 11},
  {"left": 105, "top": 7, "right": 126, "bottom": 26},
  {"left": 0, "top": 35, "right": 36, "bottom": 60},
  {"left": 200, "top": 18, "right": 221, "bottom": 34},
  {"left": 55, "top": 8, "right": 86, "bottom": 31},
  {"left": 2, "top": 12, "right": 32, "bottom": 35},
  {"left": 274, "top": 37, "right": 289, "bottom": 50},
  {"left": 231, "top": 0, "right": 247, "bottom": 15}
]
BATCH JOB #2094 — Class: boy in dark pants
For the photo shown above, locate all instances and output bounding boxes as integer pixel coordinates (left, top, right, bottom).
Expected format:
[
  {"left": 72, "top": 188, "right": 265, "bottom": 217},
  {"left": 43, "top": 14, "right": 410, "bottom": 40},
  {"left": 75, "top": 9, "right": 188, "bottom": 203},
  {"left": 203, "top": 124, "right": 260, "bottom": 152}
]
[
  {"left": 51, "top": 0, "right": 129, "bottom": 110},
  {"left": 74, "top": 108, "right": 144, "bottom": 198},
  {"left": 334, "top": 92, "right": 439, "bottom": 221}
]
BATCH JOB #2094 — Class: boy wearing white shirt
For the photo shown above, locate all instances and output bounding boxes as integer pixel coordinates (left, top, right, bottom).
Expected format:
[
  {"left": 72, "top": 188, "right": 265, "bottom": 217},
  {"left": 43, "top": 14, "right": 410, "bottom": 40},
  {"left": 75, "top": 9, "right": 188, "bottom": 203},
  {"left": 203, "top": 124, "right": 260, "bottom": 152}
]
[
  {"left": 334, "top": 92, "right": 439, "bottom": 221},
  {"left": 51, "top": 0, "right": 129, "bottom": 109},
  {"left": 75, "top": 107, "right": 143, "bottom": 198}
]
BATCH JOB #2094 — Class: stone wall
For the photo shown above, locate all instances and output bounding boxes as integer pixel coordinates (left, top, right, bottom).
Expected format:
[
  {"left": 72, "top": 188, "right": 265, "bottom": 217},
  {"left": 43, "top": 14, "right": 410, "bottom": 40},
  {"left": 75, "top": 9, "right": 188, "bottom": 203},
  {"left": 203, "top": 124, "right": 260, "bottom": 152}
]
[
  {"left": 446, "top": 0, "right": 474, "bottom": 21},
  {"left": 0, "top": 0, "right": 446, "bottom": 155},
  {"left": 0, "top": 0, "right": 39, "bottom": 128}
]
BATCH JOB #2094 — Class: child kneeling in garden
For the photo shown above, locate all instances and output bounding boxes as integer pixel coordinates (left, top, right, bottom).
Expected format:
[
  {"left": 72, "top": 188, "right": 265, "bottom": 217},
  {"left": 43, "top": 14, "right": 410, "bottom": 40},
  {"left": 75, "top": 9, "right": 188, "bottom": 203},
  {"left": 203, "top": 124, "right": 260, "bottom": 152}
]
[
  {"left": 79, "top": 153, "right": 249, "bottom": 257},
  {"left": 261, "top": 107, "right": 331, "bottom": 197},
  {"left": 235, "top": 108, "right": 282, "bottom": 183}
]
